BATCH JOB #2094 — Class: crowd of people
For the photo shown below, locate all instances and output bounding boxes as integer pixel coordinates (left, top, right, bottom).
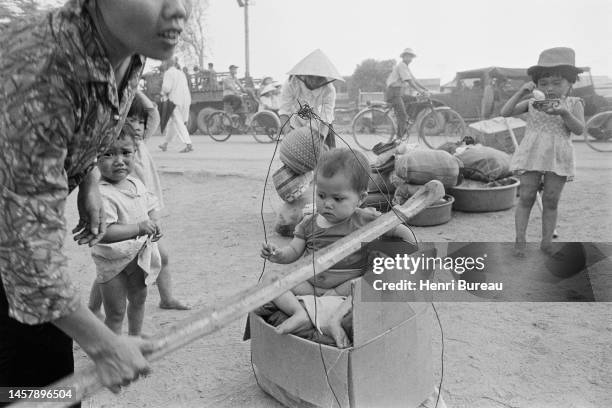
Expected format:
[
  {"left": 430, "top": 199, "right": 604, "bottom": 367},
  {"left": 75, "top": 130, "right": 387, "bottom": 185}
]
[{"left": 0, "top": 0, "right": 586, "bottom": 404}]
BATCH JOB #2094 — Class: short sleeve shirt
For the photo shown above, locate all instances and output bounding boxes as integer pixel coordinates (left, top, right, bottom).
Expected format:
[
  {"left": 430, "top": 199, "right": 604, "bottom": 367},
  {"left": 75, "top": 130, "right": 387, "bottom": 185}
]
[
  {"left": 294, "top": 208, "right": 379, "bottom": 269},
  {"left": 386, "top": 61, "right": 416, "bottom": 89}
]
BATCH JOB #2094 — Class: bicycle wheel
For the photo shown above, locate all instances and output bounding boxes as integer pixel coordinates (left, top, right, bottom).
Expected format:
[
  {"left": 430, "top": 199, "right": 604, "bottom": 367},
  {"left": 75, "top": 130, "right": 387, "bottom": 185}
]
[
  {"left": 584, "top": 111, "right": 612, "bottom": 152},
  {"left": 351, "top": 108, "right": 395, "bottom": 151},
  {"left": 250, "top": 110, "right": 281, "bottom": 143},
  {"left": 419, "top": 107, "right": 467, "bottom": 149},
  {"left": 206, "top": 111, "right": 233, "bottom": 142}
]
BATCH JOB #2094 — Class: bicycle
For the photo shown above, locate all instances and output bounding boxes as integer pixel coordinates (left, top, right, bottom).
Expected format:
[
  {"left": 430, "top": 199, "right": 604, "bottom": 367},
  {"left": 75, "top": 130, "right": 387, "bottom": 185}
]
[
  {"left": 206, "top": 108, "right": 281, "bottom": 143},
  {"left": 584, "top": 110, "right": 612, "bottom": 152},
  {"left": 351, "top": 94, "right": 467, "bottom": 151}
]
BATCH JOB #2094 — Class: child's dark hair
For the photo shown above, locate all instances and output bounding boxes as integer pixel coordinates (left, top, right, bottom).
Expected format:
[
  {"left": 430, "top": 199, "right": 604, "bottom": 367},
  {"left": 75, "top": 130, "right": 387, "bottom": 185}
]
[
  {"left": 530, "top": 66, "right": 580, "bottom": 84},
  {"left": 316, "top": 149, "right": 370, "bottom": 192},
  {"left": 127, "top": 93, "right": 148, "bottom": 127},
  {"left": 117, "top": 122, "right": 139, "bottom": 148}
]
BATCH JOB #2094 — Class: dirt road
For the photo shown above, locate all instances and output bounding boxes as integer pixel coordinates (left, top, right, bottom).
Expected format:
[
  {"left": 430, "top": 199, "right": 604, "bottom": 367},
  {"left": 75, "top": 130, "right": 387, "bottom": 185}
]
[{"left": 62, "top": 134, "right": 612, "bottom": 408}]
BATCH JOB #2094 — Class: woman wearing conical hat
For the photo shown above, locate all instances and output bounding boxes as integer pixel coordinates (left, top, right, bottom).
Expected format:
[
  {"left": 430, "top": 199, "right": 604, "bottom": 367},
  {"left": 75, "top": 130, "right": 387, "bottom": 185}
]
[{"left": 279, "top": 49, "right": 344, "bottom": 148}]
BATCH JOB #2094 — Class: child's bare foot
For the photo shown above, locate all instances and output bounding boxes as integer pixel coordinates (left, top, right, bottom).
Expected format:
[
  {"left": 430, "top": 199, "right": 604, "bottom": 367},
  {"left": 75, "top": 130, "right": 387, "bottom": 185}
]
[
  {"left": 322, "top": 320, "right": 350, "bottom": 349},
  {"left": 514, "top": 240, "right": 526, "bottom": 258},
  {"left": 275, "top": 308, "right": 311, "bottom": 334},
  {"left": 159, "top": 299, "right": 191, "bottom": 310}
]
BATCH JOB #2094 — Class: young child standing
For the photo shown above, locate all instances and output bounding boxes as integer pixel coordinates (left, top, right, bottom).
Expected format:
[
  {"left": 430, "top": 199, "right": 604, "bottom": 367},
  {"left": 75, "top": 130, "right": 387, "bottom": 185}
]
[
  {"left": 501, "top": 47, "right": 585, "bottom": 256},
  {"left": 89, "top": 91, "right": 189, "bottom": 315},
  {"left": 92, "top": 126, "right": 163, "bottom": 335},
  {"left": 261, "top": 149, "right": 415, "bottom": 347}
]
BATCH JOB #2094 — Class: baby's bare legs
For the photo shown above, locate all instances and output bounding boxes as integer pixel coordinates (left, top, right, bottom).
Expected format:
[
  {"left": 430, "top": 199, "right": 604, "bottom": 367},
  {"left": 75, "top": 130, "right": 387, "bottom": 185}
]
[
  {"left": 88, "top": 281, "right": 104, "bottom": 319},
  {"left": 273, "top": 291, "right": 312, "bottom": 334},
  {"left": 100, "top": 272, "right": 129, "bottom": 334},
  {"left": 321, "top": 296, "right": 352, "bottom": 348},
  {"left": 124, "top": 262, "right": 148, "bottom": 336}
]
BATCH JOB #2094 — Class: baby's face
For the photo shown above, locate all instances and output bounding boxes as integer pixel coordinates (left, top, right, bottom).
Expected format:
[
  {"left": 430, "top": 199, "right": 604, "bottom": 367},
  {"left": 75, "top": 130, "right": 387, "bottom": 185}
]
[
  {"left": 315, "top": 173, "right": 365, "bottom": 224},
  {"left": 98, "top": 137, "right": 136, "bottom": 183}
]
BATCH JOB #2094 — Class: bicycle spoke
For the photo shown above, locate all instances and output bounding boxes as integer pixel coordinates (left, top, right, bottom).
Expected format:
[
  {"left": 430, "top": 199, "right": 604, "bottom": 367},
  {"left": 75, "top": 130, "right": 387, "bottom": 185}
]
[
  {"left": 419, "top": 109, "right": 466, "bottom": 149},
  {"left": 352, "top": 108, "right": 395, "bottom": 151}
]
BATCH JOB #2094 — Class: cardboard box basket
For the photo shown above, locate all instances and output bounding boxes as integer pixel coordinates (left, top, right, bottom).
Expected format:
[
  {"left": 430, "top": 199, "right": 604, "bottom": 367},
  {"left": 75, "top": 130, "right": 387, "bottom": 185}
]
[{"left": 249, "top": 250, "right": 434, "bottom": 408}]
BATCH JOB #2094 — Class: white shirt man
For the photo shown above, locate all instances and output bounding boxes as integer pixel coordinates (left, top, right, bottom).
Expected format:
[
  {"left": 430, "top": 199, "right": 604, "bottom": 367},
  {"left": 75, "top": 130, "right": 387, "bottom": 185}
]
[{"left": 159, "top": 61, "right": 193, "bottom": 152}]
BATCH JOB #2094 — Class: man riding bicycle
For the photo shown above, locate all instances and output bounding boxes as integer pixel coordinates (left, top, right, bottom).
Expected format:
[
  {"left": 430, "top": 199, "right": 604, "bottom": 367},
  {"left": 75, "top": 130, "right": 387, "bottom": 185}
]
[
  {"left": 222, "top": 64, "right": 248, "bottom": 127},
  {"left": 385, "top": 48, "right": 431, "bottom": 138}
]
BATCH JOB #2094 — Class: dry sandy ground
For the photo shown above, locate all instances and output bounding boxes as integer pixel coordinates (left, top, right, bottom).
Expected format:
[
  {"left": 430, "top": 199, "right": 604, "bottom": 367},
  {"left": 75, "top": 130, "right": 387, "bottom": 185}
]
[{"left": 59, "top": 136, "right": 612, "bottom": 408}]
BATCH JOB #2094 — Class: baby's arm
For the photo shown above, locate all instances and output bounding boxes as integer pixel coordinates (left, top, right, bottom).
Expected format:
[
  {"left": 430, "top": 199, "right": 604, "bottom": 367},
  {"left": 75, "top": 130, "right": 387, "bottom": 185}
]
[
  {"left": 100, "top": 219, "right": 157, "bottom": 243},
  {"left": 501, "top": 81, "right": 533, "bottom": 117},
  {"left": 261, "top": 237, "right": 306, "bottom": 264},
  {"left": 148, "top": 209, "right": 163, "bottom": 241}
]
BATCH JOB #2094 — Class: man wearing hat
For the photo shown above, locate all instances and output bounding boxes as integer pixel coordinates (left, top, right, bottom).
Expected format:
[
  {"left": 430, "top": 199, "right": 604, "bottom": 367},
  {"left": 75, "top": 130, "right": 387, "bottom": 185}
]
[
  {"left": 385, "top": 48, "right": 431, "bottom": 138},
  {"left": 223, "top": 64, "right": 247, "bottom": 117},
  {"left": 278, "top": 49, "right": 344, "bottom": 148}
]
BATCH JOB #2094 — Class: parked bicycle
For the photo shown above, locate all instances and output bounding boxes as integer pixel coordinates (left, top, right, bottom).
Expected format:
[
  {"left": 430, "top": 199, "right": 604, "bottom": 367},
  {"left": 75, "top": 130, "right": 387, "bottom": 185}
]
[
  {"left": 584, "top": 110, "right": 612, "bottom": 152},
  {"left": 205, "top": 94, "right": 281, "bottom": 143},
  {"left": 351, "top": 94, "right": 467, "bottom": 151}
]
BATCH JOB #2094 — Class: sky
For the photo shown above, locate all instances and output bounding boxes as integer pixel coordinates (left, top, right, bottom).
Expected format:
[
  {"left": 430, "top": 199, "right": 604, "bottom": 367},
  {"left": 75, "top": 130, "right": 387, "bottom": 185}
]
[{"left": 203, "top": 0, "right": 612, "bottom": 83}]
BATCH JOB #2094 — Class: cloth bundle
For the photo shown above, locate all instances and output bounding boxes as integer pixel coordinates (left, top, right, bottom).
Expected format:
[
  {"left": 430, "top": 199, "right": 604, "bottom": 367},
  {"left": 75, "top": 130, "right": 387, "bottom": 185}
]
[
  {"left": 273, "top": 165, "right": 312, "bottom": 203},
  {"left": 455, "top": 145, "right": 512, "bottom": 182},
  {"left": 279, "top": 127, "right": 326, "bottom": 174},
  {"left": 394, "top": 148, "right": 462, "bottom": 188}
]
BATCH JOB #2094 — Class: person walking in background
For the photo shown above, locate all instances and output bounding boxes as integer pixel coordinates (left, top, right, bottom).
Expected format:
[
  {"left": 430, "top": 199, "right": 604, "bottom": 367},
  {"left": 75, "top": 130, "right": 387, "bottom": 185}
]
[
  {"left": 206, "top": 62, "right": 218, "bottom": 91},
  {"left": 501, "top": 47, "right": 585, "bottom": 257},
  {"left": 158, "top": 59, "right": 193, "bottom": 153},
  {"left": 385, "top": 48, "right": 431, "bottom": 139},
  {"left": 1, "top": 0, "right": 190, "bottom": 395},
  {"left": 182, "top": 66, "right": 191, "bottom": 89}
]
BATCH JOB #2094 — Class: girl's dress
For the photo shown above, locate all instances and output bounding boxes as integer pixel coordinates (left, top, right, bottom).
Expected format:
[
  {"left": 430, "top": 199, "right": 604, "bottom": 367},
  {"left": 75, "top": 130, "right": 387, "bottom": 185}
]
[
  {"left": 92, "top": 176, "right": 161, "bottom": 285},
  {"left": 511, "top": 96, "right": 581, "bottom": 180}
]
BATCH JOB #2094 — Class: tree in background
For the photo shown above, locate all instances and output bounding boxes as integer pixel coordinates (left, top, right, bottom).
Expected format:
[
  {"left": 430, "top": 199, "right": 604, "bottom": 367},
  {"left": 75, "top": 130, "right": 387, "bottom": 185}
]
[
  {"left": 0, "top": 0, "right": 62, "bottom": 25},
  {"left": 346, "top": 58, "right": 396, "bottom": 101},
  {"left": 177, "top": 0, "right": 209, "bottom": 69}
]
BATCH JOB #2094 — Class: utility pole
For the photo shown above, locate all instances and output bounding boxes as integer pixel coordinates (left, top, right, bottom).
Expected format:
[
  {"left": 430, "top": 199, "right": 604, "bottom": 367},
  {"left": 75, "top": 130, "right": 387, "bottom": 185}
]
[{"left": 236, "top": 0, "right": 251, "bottom": 80}]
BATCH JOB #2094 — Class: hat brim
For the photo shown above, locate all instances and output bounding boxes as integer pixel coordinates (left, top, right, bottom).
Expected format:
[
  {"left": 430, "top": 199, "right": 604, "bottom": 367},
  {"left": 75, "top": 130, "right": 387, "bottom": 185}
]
[
  {"left": 401, "top": 52, "right": 416, "bottom": 57},
  {"left": 527, "top": 64, "right": 583, "bottom": 77}
]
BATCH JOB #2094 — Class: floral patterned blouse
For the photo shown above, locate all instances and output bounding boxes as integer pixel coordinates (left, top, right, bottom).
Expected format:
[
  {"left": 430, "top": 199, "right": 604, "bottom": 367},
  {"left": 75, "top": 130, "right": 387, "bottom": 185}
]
[{"left": 0, "top": 0, "right": 144, "bottom": 324}]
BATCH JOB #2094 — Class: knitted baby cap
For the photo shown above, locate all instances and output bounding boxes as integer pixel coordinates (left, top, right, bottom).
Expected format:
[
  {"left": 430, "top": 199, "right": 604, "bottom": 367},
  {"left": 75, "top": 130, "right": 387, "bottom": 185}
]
[{"left": 279, "top": 127, "right": 326, "bottom": 174}]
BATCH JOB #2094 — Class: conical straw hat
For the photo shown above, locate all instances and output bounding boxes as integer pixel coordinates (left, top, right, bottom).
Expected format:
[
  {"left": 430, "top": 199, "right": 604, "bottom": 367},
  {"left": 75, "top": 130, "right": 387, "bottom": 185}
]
[{"left": 286, "top": 49, "right": 344, "bottom": 82}]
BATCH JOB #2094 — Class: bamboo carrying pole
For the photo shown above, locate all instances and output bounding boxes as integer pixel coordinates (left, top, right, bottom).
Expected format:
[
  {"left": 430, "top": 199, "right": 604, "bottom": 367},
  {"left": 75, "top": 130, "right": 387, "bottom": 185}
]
[{"left": 13, "top": 180, "right": 445, "bottom": 408}]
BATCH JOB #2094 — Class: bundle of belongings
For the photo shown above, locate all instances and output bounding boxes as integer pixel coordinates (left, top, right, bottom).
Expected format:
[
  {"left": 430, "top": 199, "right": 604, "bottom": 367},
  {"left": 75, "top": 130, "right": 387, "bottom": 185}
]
[
  {"left": 273, "top": 127, "right": 327, "bottom": 236},
  {"left": 364, "top": 141, "right": 463, "bottom": 209}
]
